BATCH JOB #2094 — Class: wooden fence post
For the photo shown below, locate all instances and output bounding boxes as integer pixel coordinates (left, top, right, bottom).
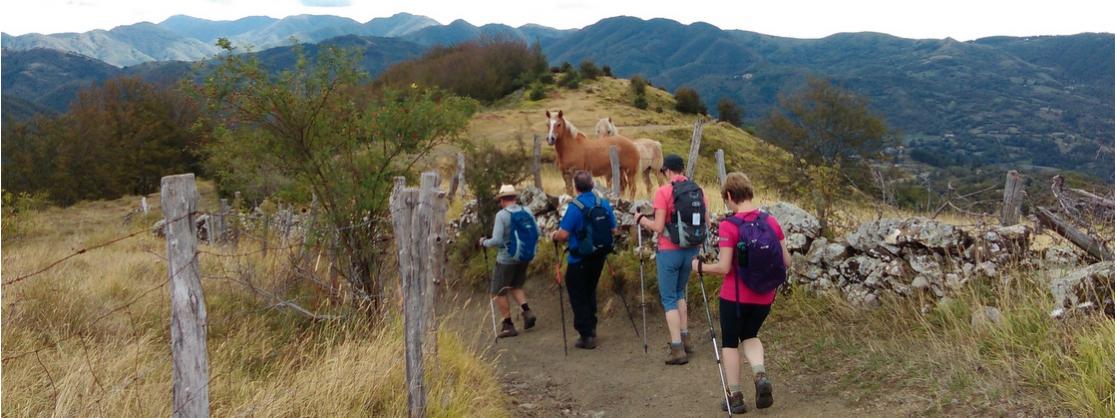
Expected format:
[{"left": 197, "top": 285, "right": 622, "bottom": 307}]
[
  {"left": 609, "top": 145, "right": 621, "bottom": 196},
  {"left": 1036, "top": 206, "right": 1113, "bottom": 261},
  {"left": 1000, "top": 170, "right": 1025, "bottom": 226},
  {"left": 160, "top": 174, "right": 209, "bottom": 418},
  {"left": 141, "top": 196, "right": 149, "bottom": 215},
  {"left": 533, "top": 134, "right": 543, "bottom": 189},
  {"left": 685, "top": 118, "right": 706, "bottom": 178},
  {"left": 391, "top": 171, "right": 447, "bottom": 418},
  {"left": 448, "top": 152, "right": 465, "bottom": 204},
  {"left": 715, "top": 149, "right": 727, "bottom": 186}
]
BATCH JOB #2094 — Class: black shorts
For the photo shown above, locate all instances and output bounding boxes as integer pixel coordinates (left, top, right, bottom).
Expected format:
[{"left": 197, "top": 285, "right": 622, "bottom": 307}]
[
  {"left": 719, "top": 298, "right": 771, "bottom": 348},
  {"left": 490, "top": 262, "right": 529, "bottom": 295}
]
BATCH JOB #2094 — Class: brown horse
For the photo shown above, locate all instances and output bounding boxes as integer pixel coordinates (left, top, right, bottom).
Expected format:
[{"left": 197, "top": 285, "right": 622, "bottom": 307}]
[{"left": 546, "top": 110, "right": 641, "bottom": 198}]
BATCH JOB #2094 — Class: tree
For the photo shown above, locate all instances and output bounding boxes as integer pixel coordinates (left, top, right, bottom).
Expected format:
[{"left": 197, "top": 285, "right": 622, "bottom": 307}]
[
  {"left": 579, "top": 60, "right": 601, "bottom": 79},
  {"left": 630, "top": 76, "right": 648, "bottom": 96},
  {"left": 716, "top": 97, "right": 743, "bottom": 127},
  {"left": 201, "top": 43, "right": 477, "bottom": 311},
  {"left": 602, "top": 65, "right": 613, "bottom": 77},
  {"left": 377, "top": 39, "right": 545, "bottom": 103},
  {"left": 674, "top": 87, "right": 705, "bottom": 115},
  {"left": 761, "top": 77, "right": 893, "bottom": 234}
]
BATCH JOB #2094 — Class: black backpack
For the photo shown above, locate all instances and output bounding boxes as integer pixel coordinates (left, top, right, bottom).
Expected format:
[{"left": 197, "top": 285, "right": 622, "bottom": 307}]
[
  {"left": 666, "top": 180, "right": 707, "bottom": 248},
  {"left": 570, "top": 195, "right": 614, "bottom": 257}
]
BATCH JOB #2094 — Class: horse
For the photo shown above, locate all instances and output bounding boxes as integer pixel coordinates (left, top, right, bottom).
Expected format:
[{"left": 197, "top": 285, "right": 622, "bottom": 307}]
[
  {"left": 546, "top": 110, "right": 641, "bottom": 198},
  {"left": 594, "top": 117, "right": 665, "bottom": 195}
]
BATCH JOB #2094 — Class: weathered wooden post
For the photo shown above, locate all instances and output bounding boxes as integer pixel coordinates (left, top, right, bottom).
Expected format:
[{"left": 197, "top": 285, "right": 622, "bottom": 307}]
[
  {"left": 533, "top": 134, "right": 543, "bottom": 189},
  {"left": 217, "top": 198, "right": 230, "bottom": 244},
  {"left": 160, "top": 174, "right": 209, "bottom": 418},
  {"left": 390, "top": 171, "right": 447, "bottom": 418},
  {"left": 685, "top": 118, "right": 706, "bottom": 178},
  {"left": 141, "top": 196, "right": 149, "bottom": 215},
  {"left": 609, "top": 145, "right": 621, "bottom": 196},
  {"left": 1000, "top": 170, "right": 1025, "bottom": 226},
  {"left": 448, "top": 152, "right": 465, "bottom": 204},
  {"left": 715, "top": 149, "right": 727, "bottom": 186},
  {"left": 1036, "top": 207, "right": 1113, "bottom": 261}
]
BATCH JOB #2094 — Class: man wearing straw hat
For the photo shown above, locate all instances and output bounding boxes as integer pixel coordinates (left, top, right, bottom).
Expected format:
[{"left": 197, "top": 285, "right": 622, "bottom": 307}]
[{"left": 479, "top": 184, "right": 539, "bottom": 338}]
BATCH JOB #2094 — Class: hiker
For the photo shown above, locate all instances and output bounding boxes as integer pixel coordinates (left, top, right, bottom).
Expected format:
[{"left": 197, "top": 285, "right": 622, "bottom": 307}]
[
  {"left": 636, "top": 153, "right": 709, "bottom": 365},
  {"left": 550, "top": 170, "right": 617, "bottom": 349},
  {"left": 693, "top": 172, "right": 790, "bottom": 413},
  {"left": 479, "top": 184, "right": 539, "bottom": 338}
]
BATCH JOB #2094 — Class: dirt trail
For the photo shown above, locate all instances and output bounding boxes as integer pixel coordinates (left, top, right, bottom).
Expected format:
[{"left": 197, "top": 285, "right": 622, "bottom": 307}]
[{"left": 444, "top": 276, "right": 902, "bottom": 417}]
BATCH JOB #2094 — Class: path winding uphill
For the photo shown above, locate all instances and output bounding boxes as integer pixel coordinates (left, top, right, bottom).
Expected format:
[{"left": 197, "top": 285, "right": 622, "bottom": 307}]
[{"left": 446, "top": 278, "right": 905, "bottom": 417}]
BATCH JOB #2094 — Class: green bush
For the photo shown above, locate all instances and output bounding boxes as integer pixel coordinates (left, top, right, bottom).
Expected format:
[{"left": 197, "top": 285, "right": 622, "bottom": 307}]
[
  {"left": 630, "top": 75, "right": 648, "bottom": 96},
  {"left": 377, "top": 39, "right": 547, "bottom": 103},
  {"left": 717, "top": 97, "right": 744, "bottom": 127},
  {"left": 634, "top": 94, "right": 648, "bottom": 110},
  {"left": 602, "top": 65, "right": 613, "bottom": 77},
  {"left": 579, "top": 60, "right": 602, "bottom": 80},
  {"left": 529, "top": 83, "right": 546, "bottom": 101},
  {"left": 674, "top": 86, "right": 706, "bottom": 115},
  {"left": 559, "top": 72, "right": 581, "bottom": 89}
]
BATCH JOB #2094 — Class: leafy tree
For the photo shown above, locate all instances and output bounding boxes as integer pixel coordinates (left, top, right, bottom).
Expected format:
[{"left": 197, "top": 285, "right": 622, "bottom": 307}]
[
  {"left": 559, "top": 61, "right": 573, "bottom": 73},
  {"left": 559, "top": 71, "right": 581, "bottom": 89},
  {"left": 761, "top": 77, "right": 893, "bottom": 234},
  {"left": 674, "top": 86, "right": 705, "bottom": 114},
  {"left": 579, "top": 60, "right": 601, "bottom": 79},
  {"left": 630, "top": 75, "right": 648, "bottom": 96},
  {"left": 1, "top": 77, "right": 203, "bottom": 205},
  {"left": 602, "top": 65, "right": 613, "bottom": 77},
  {"left": 200, "top": 43, "right": 477, "bottom": 311},
  {"left": 716, "top": 97, "right": 743, "bottom": 127}
]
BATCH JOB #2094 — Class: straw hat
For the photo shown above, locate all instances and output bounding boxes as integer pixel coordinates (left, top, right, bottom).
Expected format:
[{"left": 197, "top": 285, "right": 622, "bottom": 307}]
[{"left": 494, "top": 184, "right": 518, "bottom": 200}]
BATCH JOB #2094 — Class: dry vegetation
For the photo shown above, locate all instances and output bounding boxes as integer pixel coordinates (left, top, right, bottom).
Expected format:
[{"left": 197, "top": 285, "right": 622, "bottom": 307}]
[{"left": 1, "top": 184, "right": 508, "bottom": 417}]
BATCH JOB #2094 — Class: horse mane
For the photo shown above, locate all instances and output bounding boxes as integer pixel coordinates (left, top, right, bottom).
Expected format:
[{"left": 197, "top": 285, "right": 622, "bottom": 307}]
[{"left": 564, "top": 118, "right": 580, "bottom": 138}]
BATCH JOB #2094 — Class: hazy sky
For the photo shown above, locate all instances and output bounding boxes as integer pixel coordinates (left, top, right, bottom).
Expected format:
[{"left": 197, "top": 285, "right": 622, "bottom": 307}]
[{"left": 2, "top": 0, "right": 1115, "bottom": 40}]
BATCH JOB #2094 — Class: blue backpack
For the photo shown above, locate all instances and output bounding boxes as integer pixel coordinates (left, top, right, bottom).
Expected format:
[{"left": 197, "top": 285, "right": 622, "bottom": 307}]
[
  {"left": 570, "top": 196, "right": 614, "bottom": 257},
  {"left": 505, "top": 209, "right": 539, "bottom": 263},
  {"left": 726, "top": 212, "right": 787, "bottom": 295}
]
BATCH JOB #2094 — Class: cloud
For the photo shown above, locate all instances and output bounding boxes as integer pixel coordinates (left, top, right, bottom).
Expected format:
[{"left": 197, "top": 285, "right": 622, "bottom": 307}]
[{"left": 299, "top": 0, "right": 351, "bottom": 6}]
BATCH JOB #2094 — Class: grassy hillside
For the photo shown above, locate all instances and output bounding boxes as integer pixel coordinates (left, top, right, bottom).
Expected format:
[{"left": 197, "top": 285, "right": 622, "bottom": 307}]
[{"left": 1, "top": 184, "right": 509, "bottom": 416}]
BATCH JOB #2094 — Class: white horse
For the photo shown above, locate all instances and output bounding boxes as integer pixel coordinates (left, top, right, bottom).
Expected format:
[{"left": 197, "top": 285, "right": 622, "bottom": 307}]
[{"left": 595, "top": 117, "right": 665, "bottom": 195}]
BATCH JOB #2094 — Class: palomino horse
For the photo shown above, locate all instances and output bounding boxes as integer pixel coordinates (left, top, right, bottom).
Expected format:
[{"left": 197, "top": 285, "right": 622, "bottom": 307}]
[
  {"left": 595, "top": 117, "right": 665, "bottom": 195},
  {"left": 546, "top": 110, "right": 641, "bottom": 198}
]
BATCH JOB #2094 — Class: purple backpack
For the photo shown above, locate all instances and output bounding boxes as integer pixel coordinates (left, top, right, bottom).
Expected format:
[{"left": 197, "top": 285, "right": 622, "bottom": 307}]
[{"left": 726, "top": 212, "right": 787, "bottom": 295}]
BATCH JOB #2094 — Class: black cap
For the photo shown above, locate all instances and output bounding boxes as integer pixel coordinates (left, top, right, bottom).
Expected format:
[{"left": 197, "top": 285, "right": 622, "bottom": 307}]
[{"left": 662, "top": 154, "right": 685, "bottom": 173}]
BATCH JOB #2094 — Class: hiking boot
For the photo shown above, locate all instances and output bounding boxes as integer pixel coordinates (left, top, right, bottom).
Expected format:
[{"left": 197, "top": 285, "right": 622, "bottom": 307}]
[
  {"left": 719, "top": 390, "right": 748, "bottom": 414},
  {"left": 754, "top": 372, "right": 773, "bottom": 409},
  {"left": 522, "top": 310, "right": 537, "bottom": 330},
  {"left": 574, "top": 336, "right": 597, "bottom": 349},
  {"left": 681, "top": 333, "right": 695, "bottom": 354},
  {"left": 497, "top": 320, "right": 518, "bottom": 338},
  {"left": 664, "top": 345, "right": 689, "bottom": 365}
]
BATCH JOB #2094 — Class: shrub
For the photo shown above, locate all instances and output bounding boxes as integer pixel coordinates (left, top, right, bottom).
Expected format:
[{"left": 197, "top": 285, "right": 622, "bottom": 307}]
[
  {"left": 529, "top": 83, "right": 546, "bottom": 101},
  {"left": 630, "top": 75, "right": 648, "bottom": 96},
  {"left": 579, "top": 60, "right": 601, "bottom": 80},
  {"left": 717, "top": 97, "right": 744, "bottom": 127},
  {"left": 674, "top": 86, "right": 705, "bottom": 114},
  {"left": 602, "top": 65, "right": 613, "bottom": 77},
  {"left": 559, "top": 71, "right": 581, "bottom": 89},
  {"left": 559, "top": 61, "right": 573, "bottom": 73},
  {"left": 634, "top": 94, "right": 648, "bottom": 110},
  {"left": 377, "top": 39, "right": 547, "bottom": 103}
]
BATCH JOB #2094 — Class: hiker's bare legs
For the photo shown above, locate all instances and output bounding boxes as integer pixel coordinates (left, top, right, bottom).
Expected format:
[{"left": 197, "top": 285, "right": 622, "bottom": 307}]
[
  {"left": 723, "top": 347, "right": 741, "bottom": 386},
  {"left": 742, "top": 337, "right": 765, "bottom": 374},
  {"left": 677, "top": 299, "right": 689, "bottom": 335},
  {"left": 665, "top": 309, "right": 682, "bottom": 343},
  {"left": 494, "top": 294, "right": 511, "bottom": 319},
  {"left": 510, "top": 288, "right": 528, "bottom": 306}
]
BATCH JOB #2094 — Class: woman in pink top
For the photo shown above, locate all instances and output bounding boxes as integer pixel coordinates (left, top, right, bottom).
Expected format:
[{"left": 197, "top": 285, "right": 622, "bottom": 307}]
[
  {"left": 636, "top": 154, "right": 706, "bottom": 365},
  {"left": 693, "top": 172, "right": 791, "bottom": 414}
]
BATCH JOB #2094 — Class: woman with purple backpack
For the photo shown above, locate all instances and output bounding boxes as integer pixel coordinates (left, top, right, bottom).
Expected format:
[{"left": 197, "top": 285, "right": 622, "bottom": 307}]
[{"left": 693, "top": 172, "right": 791, "bottom": 414}]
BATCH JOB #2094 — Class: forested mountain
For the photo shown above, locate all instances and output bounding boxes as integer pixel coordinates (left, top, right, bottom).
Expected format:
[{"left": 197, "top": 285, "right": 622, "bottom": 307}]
[{"left": 3, "top": 14, "right": 1112, "bottom": 178}]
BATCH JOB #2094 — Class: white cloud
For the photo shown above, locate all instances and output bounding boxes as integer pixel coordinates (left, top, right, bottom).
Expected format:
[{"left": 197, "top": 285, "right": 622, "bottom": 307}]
[{"left": 299, "top": 0, "right": 350, "bottom": 7}]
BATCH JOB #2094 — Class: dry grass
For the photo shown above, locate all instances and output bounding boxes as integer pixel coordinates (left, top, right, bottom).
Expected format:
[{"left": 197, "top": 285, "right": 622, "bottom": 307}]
[{"left": 1, "top": 185, "right": 508, "bottom": 417}]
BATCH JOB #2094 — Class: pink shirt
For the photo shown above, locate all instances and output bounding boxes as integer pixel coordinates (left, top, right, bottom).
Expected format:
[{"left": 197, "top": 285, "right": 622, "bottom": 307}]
[
  {"left": 652, "top": 175, "right": 709, "bottom": 251},
  {"left": 717, "top": 210, "right": 784, "bottom": 305}
]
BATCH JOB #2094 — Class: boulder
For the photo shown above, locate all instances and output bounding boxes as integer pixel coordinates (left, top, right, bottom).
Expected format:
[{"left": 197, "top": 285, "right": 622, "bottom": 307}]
[
  {"left": 806, "top": 237, "right": 828, "bottom": 264},
  {"left": 823, "top": 243, "right": 849, "bottom": 265},
  {"left": 846, "top": 219, "right": 902, "bottom": 252},
  {"left": 887, "top": 217, "right": 967, "bottom": 250},
  {"left": 520, "top": 186, "right": 555, "bottom": 216},
  {"left": 762, "top": 202, "right": 821, "bottom": 239},
  {"left": 1043, "top": 246, "right": 1079, "bottom": 265},
  {"left": 785, "top": 233, "right": 810, "bottom": 252},
  {"left": 152, "top": 219, "right": 167, "bottom": 237}
]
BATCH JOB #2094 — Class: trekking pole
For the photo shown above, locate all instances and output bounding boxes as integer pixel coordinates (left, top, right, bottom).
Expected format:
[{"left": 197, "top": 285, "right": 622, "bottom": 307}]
[
  {"left": 637, "top": 225, "right": 648, "bottom": 354},
  {"left": 553, "top": 241, "right": 569, "bottom": 356},
  {"left": 697, "top": 247, "right": 733, "bottom": 418},
  {"left": 607, "top": 260, "right": 641, "bottom": 340},
  {"left": 489, "top": 296, "right": 499, "bottom": 344}
]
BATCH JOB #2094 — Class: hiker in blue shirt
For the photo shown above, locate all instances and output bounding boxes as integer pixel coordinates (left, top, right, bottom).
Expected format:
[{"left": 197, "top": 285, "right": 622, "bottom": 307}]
[
  {"left": 479, "top": 184, "right": 538, "bottom": 338},
  {"left": 549, "top": 170, "right": 617, "bottom": 349}
]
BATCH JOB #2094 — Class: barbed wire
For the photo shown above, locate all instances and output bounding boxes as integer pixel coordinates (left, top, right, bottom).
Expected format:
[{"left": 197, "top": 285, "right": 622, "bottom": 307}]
[{"left": 2, "top": 211, "right": 198, "bottom": 287}]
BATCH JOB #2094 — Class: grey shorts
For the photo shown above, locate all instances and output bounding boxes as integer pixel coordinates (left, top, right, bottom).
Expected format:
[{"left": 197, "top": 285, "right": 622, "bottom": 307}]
[{"left": 490, "top": 262, "right": 529, "bottom": 295}]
